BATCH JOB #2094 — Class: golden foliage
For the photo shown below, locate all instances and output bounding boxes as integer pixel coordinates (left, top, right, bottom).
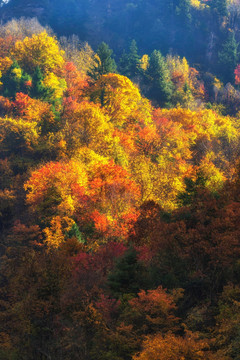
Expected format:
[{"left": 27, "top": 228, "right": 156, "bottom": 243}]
[
  {"left": 12, "top": 32, "right": 65, "bottom": 74},
  {"left": 62, "top": 99, "right": 113, "bottom": 157},
  {"left": 24, "top": 160, "right": 88, "bottom": 216},
  {"left": 0, "top": 116, "right": 39, "bottom": 151},
  {"left": 133, "top": 332, "right": 214, "bottom": 360},
  {"left": 43, "top": 72, "right": 67, "bottom": 99},
  {"left": 0, "top": 56, "right": 13, "bottom": 75},
  {"left": 44, "top": 216, "right": 75, "bottom": 249},
  {"left": 91, "top": 73, "right": 144, "bottom": 127}
]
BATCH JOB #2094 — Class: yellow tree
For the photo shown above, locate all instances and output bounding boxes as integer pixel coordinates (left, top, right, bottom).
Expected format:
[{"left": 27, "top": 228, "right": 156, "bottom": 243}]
[
  {"left": 130, "top": 110, "right": 193, "bottom": 209},
  {"left": 133, "top": 332, "right": 215, "bottom": 360},
  {"left": 166, "top": 55, "right": 190, "bottom": 90},
  {"left": 90, "top": 73, "right": 151, "bottom": 128},
  {"left": 0, "top": 56, "right": 12, "bottom": 75},
  {"left": 43, "top": 72, "right": 67, "bottom": 100},
  {"left": 43, "top": 216, "right": 75, "bottom": 249},
  {"left": 12, "top": 32, "right": 65, "bottom": 74},
  {"left": 0, "top": 116, "right": 40, "bottom": 154},
  {"left": 62, "top": 99, "right": 113, "bottom": 158},
  {"left": 166, "top": 55, "right": 205, "bottom": 107},
  {"left": 147, "top": 108, "right": 238, "bottom": 202}
]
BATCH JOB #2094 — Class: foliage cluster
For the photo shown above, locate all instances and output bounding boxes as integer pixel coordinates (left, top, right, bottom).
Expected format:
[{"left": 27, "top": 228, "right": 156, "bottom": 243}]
[{"left": 0, "top": 22, "right": 240, "bottom": 360}]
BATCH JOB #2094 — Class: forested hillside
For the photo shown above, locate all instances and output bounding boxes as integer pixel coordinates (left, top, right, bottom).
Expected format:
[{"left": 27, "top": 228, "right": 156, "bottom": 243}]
[
  {"left": 0, "top": 4, "right": 240, "bottom": 360},
  {"left": 1, "top": 0, "right": 240, "bottom": 79}
]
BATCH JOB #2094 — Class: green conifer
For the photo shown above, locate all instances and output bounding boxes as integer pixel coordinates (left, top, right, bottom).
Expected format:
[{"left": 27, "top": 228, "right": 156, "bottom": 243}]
[
  {"left": 2, "top": 60, "right": 21, "bottom": 98},
  {"left": 88, "top": 42, "right": 117, "bottom": 80},
  {"left": 218, "top": 31, "right": 239, "bottom": 83},
  {"left": 108, "top": 247, "right": 145, "bottom": 297},
  {"left": 119, "top": 40, "right": 140, "bottom": 78},
  {"left": 147, "top": 50, "right": 173, "bottom": 106},
  {"left": 30, "top": 66, "right": 54, "bottom": 101}
]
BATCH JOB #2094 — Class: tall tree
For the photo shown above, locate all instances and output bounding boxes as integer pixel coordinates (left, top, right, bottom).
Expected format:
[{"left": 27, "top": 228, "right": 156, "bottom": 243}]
[
  {"left": 119, "top": 39, "right": 140, "bottom": 78},
  {"left": 1, "top": 59, "right": 22, "bottom": 98},
  {"left": 88, "top": 42, "right": 117, "bottom": 80},
  {"left": 146, "top": 50, "right": 173, "bottom": 106},
  {"left": 178, "top": 0, "right": 192, "bottom": 25},
  {"left": 30, "top": 66, "right": 54, "bottom": 102},
  {"left": 218, "top": 31, "right": 239, "bottom": 83},
  {"left": 107, "top": 247, "right": 146, "bottom": 297}
]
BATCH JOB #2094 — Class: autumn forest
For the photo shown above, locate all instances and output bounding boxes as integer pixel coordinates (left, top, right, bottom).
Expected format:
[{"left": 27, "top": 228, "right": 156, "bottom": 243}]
[{"left": 1, "top": 0, "right": 240, "bottom": 359}]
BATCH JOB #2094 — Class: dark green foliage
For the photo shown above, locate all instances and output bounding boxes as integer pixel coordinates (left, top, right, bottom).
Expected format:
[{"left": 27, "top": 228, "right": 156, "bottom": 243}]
[
  {"left": 30, "top": 66, "right": 45, "bottom": 98},
  {"left": 20, "top": 72, "right": 32, "bottom": 94},
  {"left": 108, "top": 247, "right": 146, "bottom": 297},
  {"left": 1, "top": 60, "right": 21, "bottom": 98},
  {"left": 119, "top": 40, "right": 140, "bottom": 78},
  {"left": 177, "top": 0, "right": 192, "bottom": 25},
  {"left": 0, "top": 60, "right": 33, "bottom": 98},
  {"left": 218, "top": 31, "right": 239, "bottom": 83},
  {"left": 66, "top": 222, "right": 85, "bottom": 244},
  {"left": 30, "top": 66, "right": 54, "bottom": 101},
  {"left": 119, "top": 50, "right": 129, "bottom": 75},
  {"left": 88, "top": 42, "right": 117, "bottom": 80},
  {"left": 146, "top": 50, "right": 173, "bottom": 106},
  {"left": 177, "top": 173, "right": 207, "bottom": 206}
]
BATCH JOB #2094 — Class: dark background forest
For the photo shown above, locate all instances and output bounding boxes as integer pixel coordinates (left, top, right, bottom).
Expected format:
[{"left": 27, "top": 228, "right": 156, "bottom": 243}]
[{"left": 1, "top": 0, "right": 240, "bottom": 81}]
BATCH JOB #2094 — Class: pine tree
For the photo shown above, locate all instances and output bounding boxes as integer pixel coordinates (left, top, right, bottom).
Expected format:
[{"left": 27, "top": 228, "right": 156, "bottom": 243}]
[
  {"left": 177, "top": 173, "right": 207, "bottom": 206},
  {"left": 107, "top": 247, "right": 146, "bottom": 297},
  {"left": 178, "top": 0, "right": 192, "bottom": 25},
  {"left": 67, "top": 223, "right": 85, "bottom": 244},
  {"left": 88, "top": 42, "right": 117, "bottom": 80},
  {"left": 119, "top": 40, "right": 140, "bottom": 78},
  {"left": 147, "top": 50, "right": 173, "bottom": 106},
  {"left": 119, "top": 50, "right": 129, "bottom": 76},
  {"left": 30, "top": 66, "right": 54, "bottom": 101},
  {"left": 218, "top": 31, "right": 239, "bottom": 83},
  {"left": 2, "top": 60, "right": 21, "bottom": 98}
]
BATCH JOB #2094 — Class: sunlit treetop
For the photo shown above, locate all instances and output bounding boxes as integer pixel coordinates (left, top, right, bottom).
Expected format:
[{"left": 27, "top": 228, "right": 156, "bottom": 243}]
[
  {"left": 0, "top": 115, "right": 40, "bottom": 153},
  {"left": 91, "top": 73, "right": 152, "bottom": 128},
  {"left": 190, "top": 0, "right": 207, "bottom": 9},
  {"left": 24, "top": 160, "right": 88, "bottom": 216},
  {"left": 12, "top": 31, "right": 65, "bottom": 74},
  {"left": 158, "top": 107, "right": 237, "bottom": 141},
  {"left": 61, "top": 99, "right": 113, "bottom": 158}
]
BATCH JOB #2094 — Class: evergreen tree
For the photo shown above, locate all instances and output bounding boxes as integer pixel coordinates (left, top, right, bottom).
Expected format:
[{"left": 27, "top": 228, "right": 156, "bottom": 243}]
[
  {"left": 1, "top": 59, "right": 33, "bottom": 98},
  {"left": 30, "top": 66, "right": 46, "bottom": 99},
  {"left": 127, "top": 39, "right": 140, "bottom": 77},
  {"left": 218, "top": 31, "right": 239, "bottom": 83},
  {"left": 30, "top": 66, "right": 54, "bottom": 101},
  {"left": 107, "top": 247, "right": 146, "bottom": 298},
  {"left": 88, "top": 42, "right": 117, "bottom": 80},
  {"left": 67, "top": 223, "right": 85, "bottom": 244},
  {"left": 146, "top": 50, "right": 173, "bottom": 106},
  {"left": 178, "top": 0, "right": 192, "bottom": 25},
  {"left": 2, "top": 60, "right": 21, "bottom": 98},
  {"left": 119, "top": 50, "right": 129, "bottom": 76},
  {"left": 20, "top": 72, "right": 32, "bottom": 94},
  {"left": 119, "top": 40, "right": 140, "bottom": 78},
  {"left": 177, "top": 173, "right": 207, "bottom": 207}
]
